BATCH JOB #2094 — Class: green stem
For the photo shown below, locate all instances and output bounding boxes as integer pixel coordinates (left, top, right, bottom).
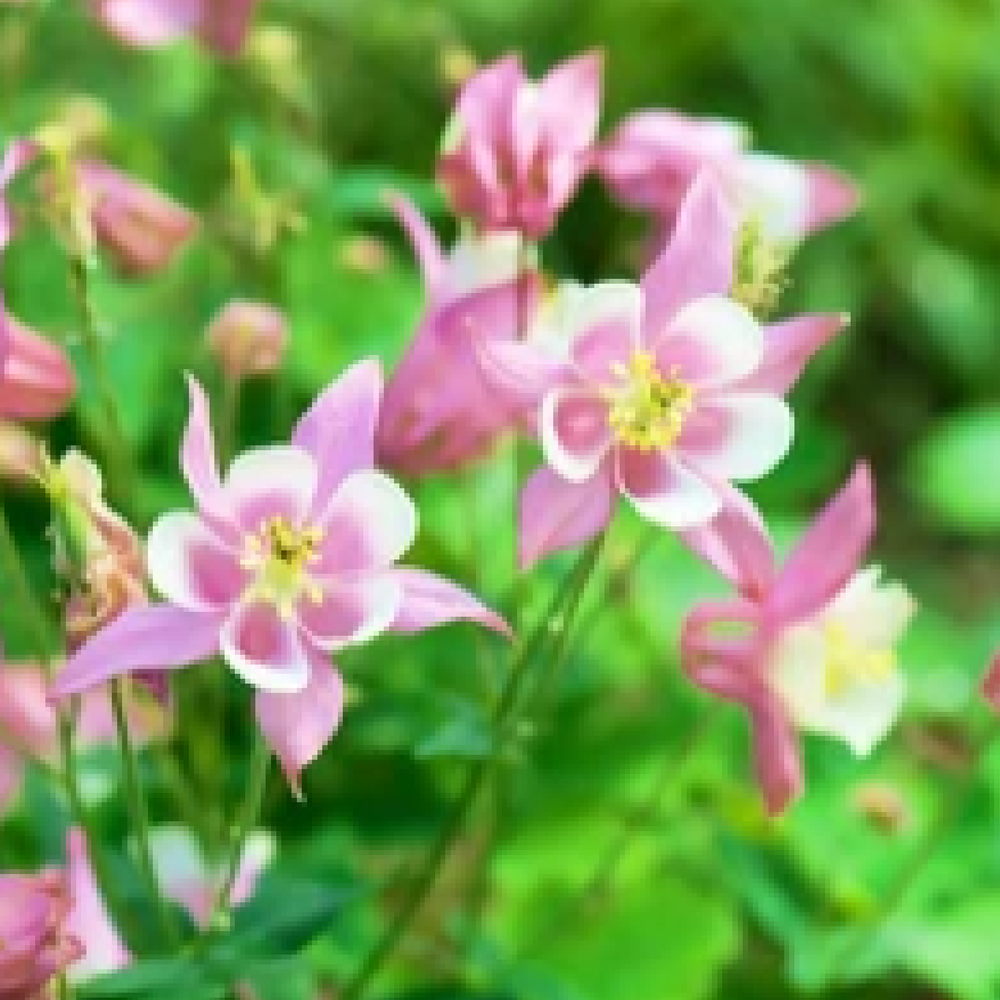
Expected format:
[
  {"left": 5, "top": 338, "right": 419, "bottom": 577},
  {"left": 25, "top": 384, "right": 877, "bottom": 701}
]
[
  {"left": 0, "top": 506, "right": 53, "bottom": 657},
  {"left": 341, "top": 533, "right": 606, "bottom": 1000},
  {"left": 206, "top": 731, "right": 271, "bottom": 934},
  {"left": 111, "top": 680, "right": 178, "bottom": 946},
  {"left": 217, "top": 376, "right": 241, "bottom": 469}
]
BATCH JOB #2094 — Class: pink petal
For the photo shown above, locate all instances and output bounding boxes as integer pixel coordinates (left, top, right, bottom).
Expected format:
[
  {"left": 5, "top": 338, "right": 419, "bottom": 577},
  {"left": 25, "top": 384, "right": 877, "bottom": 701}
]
[
  {"left": 749, "top": 693, "right": 803, "bottom": 815},
  {"left": 0, "top": 306, "right": 77, "bottom": 422},
  {"left": 615, "top": 449, "right": 720, "bottom": 529},
  {"left": 198, "top": 0, "right": 257, "bottom": 55},
  {"left": 0, "top": 665, "right": 57, "bottom": 758},
  {"left": 89, "top": 0, "right": 203, "bottom": 47},
  {"left": 387, "top": 191, "right": 445, "bottom": 290},
  {"left": 641, "top": 172, "right": 739, "bottom": 337},
  {"left": 145, "top": 511, "right": 245, "bottom": 612},
  {"left": 219, "top": 600, "right": 309, "bottom": 694},
  {"left": 768, "top": 462, "right": 875, "bottom": 624},
  {"left": 679, "top": 484, "right": 776, "bottom": 599},
  {"left": 1, "top": 138, "right": 39, "bottom": 189},
  {"left": 564, "top": 281, "right": 643, "bottom": 382},
  {"left": 982, "top": 651, "right": 1000, "bottom": 712},
  {"left": 51, "top": 604, "right": 221, "bottom": 699},
  {"left": 297, "top": 573, "right": 403, "bottom": 651},
  {"left": 455, "top": 53, "right": 523, "bottom": 148},
  {"left": 387, "top": 567, "right": 511, "bottom": 637},
  {"left": 293, "top": 359, "right": 383, "bottom": 517},
  {"left": 654, "top": 295, "right": 763, "bottom": 389},
  {"left": 65, "top": 828, "right": 131, "bottom": 981},
  {"left": 474, "top": 337, "right": 569, "bottom": 406},
  {"left": 678, "top": 391, "right": 793, "bottom": 482},
  {"left": 541, "top": 387, "right": 613, "bottom": 484},
  {"left": 739, "top": 313, "right": 848, "bottom": 396},
  {"left": 805, "top": 162, "right": 860, "bottom": 235},
  {"left": 181, "top": 375, "right": 234, "bottom": 536},
  {"left": 224, "top": 445, "right": 318, "bottom": 532},
  {"left": 315, "top": 469, "right": 417, "bottom": 573},
  {"left": 256, "top": 645, "right": 343, "bottom": 794},
  {"left": 518, "top": 463, "right": 614, "bottom": 570},
  {"left": 535, "top": 50, "right": 602, "bottom": 152}
]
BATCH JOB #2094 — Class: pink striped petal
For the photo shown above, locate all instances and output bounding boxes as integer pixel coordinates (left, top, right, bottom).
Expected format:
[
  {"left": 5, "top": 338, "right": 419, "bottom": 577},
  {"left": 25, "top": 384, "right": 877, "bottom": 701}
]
[
  {"left": 615, "top": 449, "right": 720, "bottom": 529},
  {"left": 388, "top": 567, "right": 511, "bottom": 637},
  {"left": 541, "top": 388, "right": 613, "bottom": 483},
  {"left": 51, "top": 605, "right": 220, "bottom": 699},
  {"left": 256, "top": 645, "right": 343, "bottom": 795},
  {"left": 518, "top": 463, "right": 614, "bottom": 569},
  {"left": 219, "top": 600, "right": 309, "bottom": 694},
  {"left": 768, "top": 462, "right": 875, "bottom": 624},
  {"left": 293, "top": 359, "right": 383, "bottom": 517},
  {"left": 641, "top": 172, "right": 738, "bottom": 337},
  {"left": 146, "top": 511, "right": 245, "bottom": 612}
]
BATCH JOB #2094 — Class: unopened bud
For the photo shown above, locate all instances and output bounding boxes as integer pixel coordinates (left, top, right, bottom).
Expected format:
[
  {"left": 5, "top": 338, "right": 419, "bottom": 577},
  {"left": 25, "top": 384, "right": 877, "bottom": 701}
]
[
  {"left": 0, "top": 422, "right": 47, "bottom": 482},
  {"left": 206, "top": 300, "right": 288, "bottom": 382}
]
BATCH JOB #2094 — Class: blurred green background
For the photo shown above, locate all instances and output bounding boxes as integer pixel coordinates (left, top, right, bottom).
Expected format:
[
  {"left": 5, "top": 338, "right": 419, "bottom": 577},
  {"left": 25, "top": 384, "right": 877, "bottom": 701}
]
[{"left": 4, "top": 1, "right": 1000, "bottom": 998}]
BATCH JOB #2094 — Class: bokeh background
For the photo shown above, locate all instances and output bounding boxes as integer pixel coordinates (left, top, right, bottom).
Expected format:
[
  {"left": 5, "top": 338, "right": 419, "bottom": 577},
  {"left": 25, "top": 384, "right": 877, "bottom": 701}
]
[{"left": 4, "top": 1, "right": 1000, "bottom": 997}]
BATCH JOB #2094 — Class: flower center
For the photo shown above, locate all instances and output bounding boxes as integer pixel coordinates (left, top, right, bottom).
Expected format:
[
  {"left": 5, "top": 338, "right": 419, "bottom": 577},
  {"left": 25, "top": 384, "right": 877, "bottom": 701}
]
[
  {"left": 240, "top": 516, "right": 324, "bottom": 620},
  {"left": 732, "top": 215, "right": 789, "bottom": 318},
  {"left": 823, "top": 622, "right": 897, "bottom": 698},
  {"left": 604, "top": 351, "right": 694, "bottom": 451}
]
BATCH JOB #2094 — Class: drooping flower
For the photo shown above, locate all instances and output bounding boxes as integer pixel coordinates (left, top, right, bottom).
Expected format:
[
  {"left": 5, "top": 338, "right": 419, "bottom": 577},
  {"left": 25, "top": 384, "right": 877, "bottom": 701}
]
[
  {"left": 147, "top": 825, "right": 273, "bottom": 929},
  {"left": 680, "top": 464, "right": 916, "bottom": 814},
  {"left": 0, "top": 664, "right": 166, "bottom": 816},
  {"left": 0, "top": 868, "right": 80, "bottom": 999},
  {"left": 478, "top": 173, "right": 845, "bottom": 568},
  {"left": 71, "top": 159, "right": 199, "bottom": 276},
  {"left": 437, "top": 51, "right": 602, "bottom": 240},
  {"left": 52, "top": 360, "right": 510, "bottom": 792},
  {"left": 376, "top": 192, "right": 540, "bottom": 475},
  {"left": 0, "top": 301, "right": 77, "bottom": 422},
  {"left": 63, "top": 828, "right": 131, "bottom": 983},
  {"left": 88, "top": 0, "right": 259, "bottom": 55},
  {"left": 206, "top": 300, "right": 287, "bottom": 383},
  {"left": 597, "top": 109, "right": 859, "bottom": 258}
]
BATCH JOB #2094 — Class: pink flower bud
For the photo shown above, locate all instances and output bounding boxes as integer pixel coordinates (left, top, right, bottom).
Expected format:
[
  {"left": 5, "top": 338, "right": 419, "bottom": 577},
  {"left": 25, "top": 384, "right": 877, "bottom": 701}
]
[
  {"left": 206, "top": 299, "right": 287, "bottom": 382},
  {"left": 74, "top": 159, "right": 198, "bottom": 276},
  {"left": 0, "top": 303, "right": 76, "bottom": 422},
  {"left": 0, "top": 422, "right": 47, "bottom": 481},
  {"left": 0, "top": 869, "right": 82, "bottom": 998}
]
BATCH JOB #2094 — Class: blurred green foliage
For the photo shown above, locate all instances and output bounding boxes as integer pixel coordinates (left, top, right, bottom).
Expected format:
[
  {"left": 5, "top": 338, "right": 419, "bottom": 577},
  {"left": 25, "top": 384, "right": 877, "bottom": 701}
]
[{"left": 3, "top": 1, "right": 1000, "bottom": 998}]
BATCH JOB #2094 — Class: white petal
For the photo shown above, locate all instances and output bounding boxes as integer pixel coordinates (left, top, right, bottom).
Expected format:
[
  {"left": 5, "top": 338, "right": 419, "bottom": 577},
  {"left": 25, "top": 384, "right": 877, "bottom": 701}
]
[
  {"left": 317, "top": 469, "right": 418, "bottom": 570},
  {"left": 822, "top": 566, "right": 918, "bottom": 648},
  {"left": 220, "top": 600, "right": 310, "bottom": 694},
  {"left": 615, "top": 450, "right": 721, "bottom": 529},
  {"left": 680, "top": 391, "right": 794, "bottom": 482},
  {"left": 725, "top": 152, "right": 811, "bottom": 245},
  {"left": 447, "top": 229, "right": 524, "bottom": 297},
  {"left": 655, "top": 295, "right": 764, "bottom": 388},
  {"left": 146, "top": 511, "right": 243, "bottom": 612},
  {"left": 224, "top": 444, "right": 318, "bottom": 530},
  {"left": 298, "top": 573, "right": 403, "bottom": 652},
  {"left": 540, "top": 387, "right": 613, "bottom": 484},
  {"left": 556, "top": 280, "right": 642, "bottom": 366}
]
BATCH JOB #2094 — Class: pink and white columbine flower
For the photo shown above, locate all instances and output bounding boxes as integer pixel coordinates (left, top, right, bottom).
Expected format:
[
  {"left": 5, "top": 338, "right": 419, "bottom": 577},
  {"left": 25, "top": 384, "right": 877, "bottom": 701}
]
[
  {"left": 437, "top": 51, "right": 601, "bottom": 240},
  {"left": 147, "top": 825, "right": 272, "bottom": 929},
  {"left": 52, "top": 359, "right": 509, "bottom": 791},
  {"left": 681, "top": 464, "right": 915, "bottom": 814},
  {"left": 376, "top": 192, "right": 540, "bottom": 476},
  {"left": 88, "top": 0, "right": 259, "bottom": 55},
  {"left": 597, "top": 109, "right": 859, "bottom": 250},
  {"left": 478, "top": 174, "right": 845, "bottom": 568}
]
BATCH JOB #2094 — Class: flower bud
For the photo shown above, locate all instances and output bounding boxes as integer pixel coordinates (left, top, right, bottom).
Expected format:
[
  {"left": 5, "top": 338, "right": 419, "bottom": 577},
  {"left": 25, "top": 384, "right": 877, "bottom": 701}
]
[
  {"left": 0, "top": 304, "right": 77, "bottom": 422},
  {"left": 0, "top": 422, "right": 47, "bottom": 481},
  {"left": 206, "top": 300, "right": 287, "bottom": 382}
]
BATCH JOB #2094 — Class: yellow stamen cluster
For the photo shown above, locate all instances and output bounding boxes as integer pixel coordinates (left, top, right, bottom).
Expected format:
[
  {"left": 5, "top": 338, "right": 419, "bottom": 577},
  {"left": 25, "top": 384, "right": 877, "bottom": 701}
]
[
  {"left": 732, "top": 215, "right": 790, "bottom": 319},
  {"left": 823, "top": 622, "right": 896, "bottom": 698},
  {"left": 240, "top": 516, "right": 325, "bottom": 620},
  {"left": 605, "top": 351, "right": 694, "bottom": 452}
]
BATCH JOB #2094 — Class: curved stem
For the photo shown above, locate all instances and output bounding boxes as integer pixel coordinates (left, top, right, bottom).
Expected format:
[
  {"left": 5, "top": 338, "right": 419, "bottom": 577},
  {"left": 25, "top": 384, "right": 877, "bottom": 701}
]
[
  {"left": 341, "top": 533, "right": 606, "bottom": 1000},
  {"left": 111, "top": 679, "right": 178, "bottom": 946}
]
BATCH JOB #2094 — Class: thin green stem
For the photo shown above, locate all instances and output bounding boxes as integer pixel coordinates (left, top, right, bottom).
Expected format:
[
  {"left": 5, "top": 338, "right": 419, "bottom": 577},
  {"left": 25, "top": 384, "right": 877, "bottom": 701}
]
[
  {"left": 217, "top": 376, "right": 241, "bottom": 469},
  {"left": 0, "top": 506, "right": 54, "bottom": 657},
  {"left": 206, "top": 731, "right": 271, "bottom": 934},
  {"left": 340, "top": 533, "right": 606, "bottom": 1000},
  {"left": 111, "top": 680, "right": 178, "bottom": 946}
]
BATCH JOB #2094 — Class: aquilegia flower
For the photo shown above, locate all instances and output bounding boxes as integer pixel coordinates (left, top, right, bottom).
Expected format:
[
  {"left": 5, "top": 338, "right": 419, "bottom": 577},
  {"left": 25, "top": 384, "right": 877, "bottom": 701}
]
[
  {"left": 681, "top": 463, "right": 916, "bottom": 814},
  {"left": 479, "top": 173, "right": 845, "bottom": 567},
  {"left": 377, "top": 192, "right": 540, "bottom": 475},
  {"left": 437, "top": 51, "right": 602, "bottom": 240},
  {"left": 88, "top": 0, "right": 259, "bottom": 55},
  {"left": 53, "top": 359, "right": 509, "bottom": 791},
  {"left": 147, "top": 825, "right": 272, "bottom": 929},
  {"left": 0, "top": 301, "right": 77, "bottom": 422},
  {"left": 597, "top": 108, "right": 859, "bottom": 252}
]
